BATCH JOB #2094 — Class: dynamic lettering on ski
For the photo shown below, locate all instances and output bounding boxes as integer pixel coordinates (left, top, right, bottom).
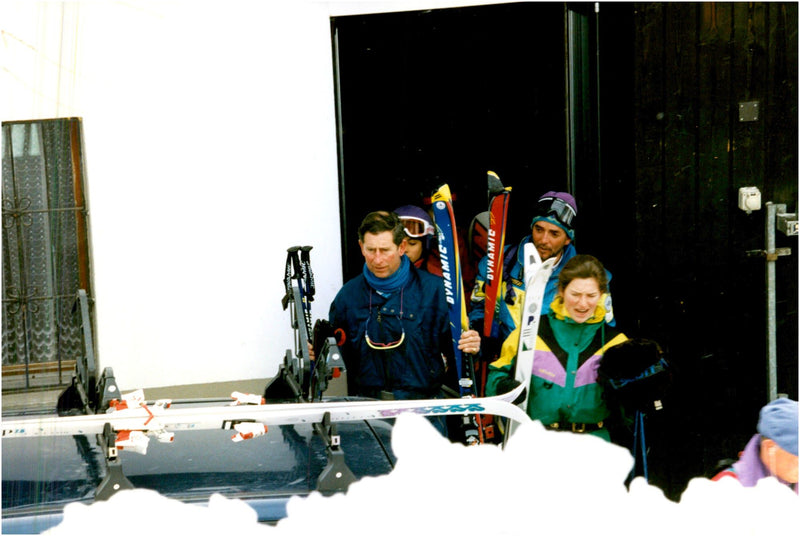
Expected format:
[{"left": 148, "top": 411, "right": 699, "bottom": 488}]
[
  {"left": 486, "top": 228, "right": 497, "bottom": 281},
  {"left": 483, "top": 172, "right": 511, "bottom": 341},
  {"left": 438, "top": 236, "right": 455, "bottom": 305}
]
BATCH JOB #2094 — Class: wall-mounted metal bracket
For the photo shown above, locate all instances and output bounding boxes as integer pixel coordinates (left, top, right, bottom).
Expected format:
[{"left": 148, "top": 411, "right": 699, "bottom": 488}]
[
  {"left": 739, "top": 101, "right": 760, "bottom": 122},
  {"left": 746, "top": 248, "right": 792, "bottom": 260},
  {"left": 776, "top": 204, "right": 799, "bottom": 236}
]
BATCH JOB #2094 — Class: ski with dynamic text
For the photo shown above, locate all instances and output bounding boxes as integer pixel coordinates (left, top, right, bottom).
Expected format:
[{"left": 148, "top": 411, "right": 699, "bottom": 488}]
[
  {"left": 476, "top": 171, "right": 512, "bottom": 441},
  {"left": 431, "top": 183, "right": 486, "bottom": 444},
  {"left": 430, "top": 184, "right": 472, "bottom": 397},
  {"left": 483, "top": 171, "right": 511, "bottom": 341}
]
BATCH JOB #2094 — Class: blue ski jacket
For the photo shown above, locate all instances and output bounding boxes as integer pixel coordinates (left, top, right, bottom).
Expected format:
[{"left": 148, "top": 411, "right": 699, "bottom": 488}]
[{"left": 329, "top": 265, "right": 453, "bottom": 398}]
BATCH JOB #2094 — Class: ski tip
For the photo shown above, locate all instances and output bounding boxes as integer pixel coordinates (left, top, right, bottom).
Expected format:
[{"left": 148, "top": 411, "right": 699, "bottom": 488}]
[
  {"left": 487, "top": 172, "right": 507, "bottom": 195},
  {"left": 431, "top": 183, "right": 452, "bottom": 202}
]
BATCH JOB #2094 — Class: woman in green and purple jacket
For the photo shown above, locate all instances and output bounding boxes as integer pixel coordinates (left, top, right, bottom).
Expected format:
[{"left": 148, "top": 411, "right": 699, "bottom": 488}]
[{"left": 486, "top": 255, "right": 627, "bottom": 441}]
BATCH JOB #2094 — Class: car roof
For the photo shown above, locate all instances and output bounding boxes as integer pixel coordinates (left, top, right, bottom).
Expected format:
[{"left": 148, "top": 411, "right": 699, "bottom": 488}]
[{"left": 2, "top": 397, "right": 396, "bottom": 531}]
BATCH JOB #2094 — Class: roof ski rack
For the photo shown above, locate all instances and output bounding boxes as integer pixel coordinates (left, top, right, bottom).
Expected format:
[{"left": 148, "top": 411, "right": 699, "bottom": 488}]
[
  {"left": 314, "top": 411, "right": 357, "bottom": 493},
  {"left": 94, "top": 423, "right": 135, "bottom": 500},
  {"left": 265, "top": 246, "right": 354, "bottom": 491},
  {"left": 265, "top": 246, "right": 345, "bottom": 403},
  {"left": 57, "top": 289, "right": 120, "bottom": 416},
  {"left": 51, "top": 290, "right": 130, "bottom": 499}
]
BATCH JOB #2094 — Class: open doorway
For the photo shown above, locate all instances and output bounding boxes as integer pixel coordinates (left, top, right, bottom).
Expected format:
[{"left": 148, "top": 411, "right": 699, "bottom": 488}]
[{"left": 331, "top": 2, "right": 593, "bottom": 281}]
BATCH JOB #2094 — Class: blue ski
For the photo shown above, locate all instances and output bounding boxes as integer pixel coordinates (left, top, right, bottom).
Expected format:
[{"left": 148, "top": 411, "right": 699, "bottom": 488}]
[{"left": 431, "top": 184, "right": 472, "bottom": 397}]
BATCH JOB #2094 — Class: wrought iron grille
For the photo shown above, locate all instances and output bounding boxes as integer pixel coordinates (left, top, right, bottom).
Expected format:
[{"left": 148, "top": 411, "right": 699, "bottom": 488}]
[{"left": 2, "top": 118, "right": 93, "bottom": 391}]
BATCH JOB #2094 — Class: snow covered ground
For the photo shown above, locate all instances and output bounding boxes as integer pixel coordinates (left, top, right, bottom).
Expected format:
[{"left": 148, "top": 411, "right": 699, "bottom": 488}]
[{"left": 45, "top": 414, "right": 797, "bottom": 535}]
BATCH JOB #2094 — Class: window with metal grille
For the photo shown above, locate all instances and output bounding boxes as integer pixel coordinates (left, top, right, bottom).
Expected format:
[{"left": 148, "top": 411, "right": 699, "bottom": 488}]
[{"left": 2, "top": 118, "right": 94, "bottom": 392}]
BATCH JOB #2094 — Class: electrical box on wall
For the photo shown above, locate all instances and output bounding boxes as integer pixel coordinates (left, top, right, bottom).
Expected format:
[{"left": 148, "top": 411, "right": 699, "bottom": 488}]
[{"left": 738, "top": 187, "right": 762, "bottom": 214}]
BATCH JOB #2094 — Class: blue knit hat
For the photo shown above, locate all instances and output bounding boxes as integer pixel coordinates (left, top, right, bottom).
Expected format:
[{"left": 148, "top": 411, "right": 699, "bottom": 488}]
[
  {"left": 531, "top": 191, "right": 577, "bottom": 240},
  {"left": 757, "top": 398, "right": 798, "bottom": 456}
]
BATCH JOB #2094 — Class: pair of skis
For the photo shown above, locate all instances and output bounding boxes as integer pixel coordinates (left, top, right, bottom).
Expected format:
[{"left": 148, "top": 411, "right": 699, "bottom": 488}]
[
  {"left": 430, "top": 174, "right": 510, "bottom": 392},
  {"left": 479, "top": 173, "right": 558, "bottom": 441},
  {"left": 444, "top": 172, "right": 555, "bottom": 443},
  {"left": 431, "top": 184, "right": 483, "bottom": 444},
  {"left": 2, "top": 384, "right": 528, "bottom": 500},
  {"left": 474, "top": 172, "right": 512, "bottom": 441},
  {"left": 1, "top": 384, "right": 529, "bottom": 441},
  {"left": 432, "top": 178, "right": 515, "bottom": 444},
  {"left": 482, "top": 171, "right": 512, "bottom": 342}
]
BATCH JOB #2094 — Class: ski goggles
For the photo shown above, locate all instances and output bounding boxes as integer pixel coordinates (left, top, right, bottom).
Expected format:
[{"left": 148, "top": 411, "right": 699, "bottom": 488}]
[
  {"left": 535, "top": 196, "right": 576, "bottom": 229},
  {"left": 364, "top": 290, "right": 406, "bottom": 350},
  {"left": 364, "top": 318, "right": 406, "bottom": 350},
  {"left": 399, "top": 216, "right": 435, "bottom": 238}
]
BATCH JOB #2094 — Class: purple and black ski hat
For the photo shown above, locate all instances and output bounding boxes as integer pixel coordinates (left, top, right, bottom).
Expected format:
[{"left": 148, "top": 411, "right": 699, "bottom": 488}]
[{"left": 531, "top": 191, "right": 577, "bottom": 239}]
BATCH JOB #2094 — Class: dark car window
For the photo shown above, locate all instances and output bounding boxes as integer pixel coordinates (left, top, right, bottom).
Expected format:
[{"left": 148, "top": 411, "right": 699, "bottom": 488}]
[{"left": 3, "top": 415, "right": 396, "bottom": 529}]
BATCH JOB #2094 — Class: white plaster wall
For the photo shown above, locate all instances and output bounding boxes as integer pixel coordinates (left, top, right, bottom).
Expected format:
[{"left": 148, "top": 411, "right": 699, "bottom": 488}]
[{"left": 1, "top": 0, "right": 511, "bottom": 390}]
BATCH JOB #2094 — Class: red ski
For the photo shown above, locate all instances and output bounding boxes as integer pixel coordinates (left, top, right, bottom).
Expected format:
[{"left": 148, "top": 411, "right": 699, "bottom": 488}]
[{"left": 483, "top": 171, "right": 511, "bottom": 340}]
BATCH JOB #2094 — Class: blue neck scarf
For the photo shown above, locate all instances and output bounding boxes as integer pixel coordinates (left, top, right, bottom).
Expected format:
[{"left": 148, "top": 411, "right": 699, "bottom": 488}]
[{"left": 363, "top": 255, "right": 411, "bottom": 295}]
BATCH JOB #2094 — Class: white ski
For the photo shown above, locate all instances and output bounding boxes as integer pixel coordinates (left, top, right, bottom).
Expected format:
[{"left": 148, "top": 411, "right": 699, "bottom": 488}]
[
  {"left": 507, "top": 242, "right": 556, "bottom": 437},
  {"left": 1, "top": 384, "right": 529, "bottom": 440}
]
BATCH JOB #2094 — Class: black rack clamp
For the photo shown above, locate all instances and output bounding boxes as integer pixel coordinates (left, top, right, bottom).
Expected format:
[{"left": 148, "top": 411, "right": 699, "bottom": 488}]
[
  {"left": 94, "top": 423, "right": 135, "bottom": 501},
  {"left": 314, "top": 412, "right": 356, "bottom": 494},
  {"left": 262, "top": 349, "right": 309, "bottom": 402},
  {"left": 262, "top": 349, "right": 306, "bottom": 401},
  {"left": 309, "top": 332, "right": 345, "bottom": 402},
  {"left": 57, "top": 289, "right": 121, "bottom": 415}
]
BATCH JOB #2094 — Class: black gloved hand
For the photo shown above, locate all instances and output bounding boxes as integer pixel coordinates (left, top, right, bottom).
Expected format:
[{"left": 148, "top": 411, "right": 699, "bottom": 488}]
[{"left": 496, "top": 378, "right": 526, "bottom": 405}]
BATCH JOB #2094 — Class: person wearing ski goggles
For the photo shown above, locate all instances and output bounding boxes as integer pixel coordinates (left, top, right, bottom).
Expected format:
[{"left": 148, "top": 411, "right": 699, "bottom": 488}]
[
  {"left": 530, "top": 191, "right": 577, "bottom": 264},
  {"left": 535, "top": 193, "right": 577, "bottom": 234},
  {"left": 393, "top": 205, "right": 436, "bottom": 270},
  {"left": 469, "top": 190, "right": 617, "bottom": 417},
  {"left": 471, "top": 189, "right": 615, "bottom": 326},
  {"left": 470, "top": 190, "right": 580, "bottom": 326},
  {"left": 399, "top": 214, "right": 435, "bottom": 239}
]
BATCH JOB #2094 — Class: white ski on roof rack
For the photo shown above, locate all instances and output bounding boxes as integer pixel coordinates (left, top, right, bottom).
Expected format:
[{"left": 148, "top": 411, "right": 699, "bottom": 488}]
[{"left": 2, "top": 383, "right": 529, "bottom": 440}]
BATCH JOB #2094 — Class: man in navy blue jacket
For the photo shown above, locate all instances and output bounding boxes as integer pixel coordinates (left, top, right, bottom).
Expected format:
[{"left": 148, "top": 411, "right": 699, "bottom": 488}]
[{"left": 329, "top": 211, "right": 481, "bottom": 401}]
